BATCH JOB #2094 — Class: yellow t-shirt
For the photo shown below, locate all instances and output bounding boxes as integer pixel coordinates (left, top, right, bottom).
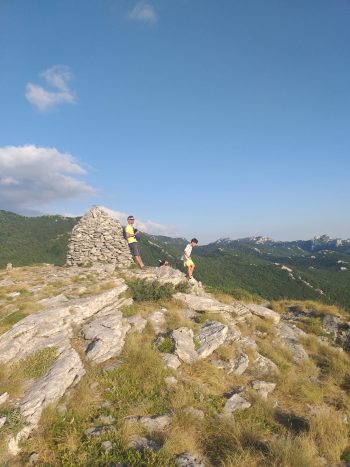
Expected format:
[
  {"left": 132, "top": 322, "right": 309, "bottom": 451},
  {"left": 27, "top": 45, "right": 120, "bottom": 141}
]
[{"left": 125, "top": 224, "right": 137, "bottom": 244}]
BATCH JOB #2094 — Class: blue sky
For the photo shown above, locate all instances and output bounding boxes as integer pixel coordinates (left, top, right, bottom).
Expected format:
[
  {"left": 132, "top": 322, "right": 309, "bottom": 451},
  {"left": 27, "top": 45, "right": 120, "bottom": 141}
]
[{"left": 0, "top": 0, "right": 349, "bottom": 243}]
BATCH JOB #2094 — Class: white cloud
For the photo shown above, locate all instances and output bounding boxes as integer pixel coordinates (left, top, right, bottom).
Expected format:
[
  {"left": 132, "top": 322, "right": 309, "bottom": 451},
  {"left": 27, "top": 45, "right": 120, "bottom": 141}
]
[
  {"left": 0, "top": 145, "right": 95, "bottom": 212},
  {"left": 128, "top": 2, "right": 157, "bottom": 23},
  {"left": 25, "top": 65, "right": 76, "bottom": 112},
  {"left": 100, "top": 206, "right": 174, "bottom": 236}
]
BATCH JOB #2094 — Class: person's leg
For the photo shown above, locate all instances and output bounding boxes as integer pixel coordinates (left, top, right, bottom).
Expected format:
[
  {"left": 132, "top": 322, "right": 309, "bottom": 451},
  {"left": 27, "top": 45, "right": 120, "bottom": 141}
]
[
  {"left": 134, "top": 255, "right": 144, "bottom": 269},
  {"left": 189, "top": 264, "right": 195, "bottom": 278}
]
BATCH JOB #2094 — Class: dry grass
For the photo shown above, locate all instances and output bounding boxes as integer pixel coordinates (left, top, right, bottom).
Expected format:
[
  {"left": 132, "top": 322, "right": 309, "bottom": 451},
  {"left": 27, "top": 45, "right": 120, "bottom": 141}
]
[
  {"left": 0, "top": 347, "right": 58, "bottom": 397},
  {"left": 271, "top": 299, "right": 344, "bottom": 318},
  {"left": 309, "top": 406, "right": 349, "bottom": 462}
]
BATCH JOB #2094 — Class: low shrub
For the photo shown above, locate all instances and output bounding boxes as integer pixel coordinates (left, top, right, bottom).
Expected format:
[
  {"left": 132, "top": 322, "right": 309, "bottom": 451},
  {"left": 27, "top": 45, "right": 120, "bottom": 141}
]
[{"left": 126, "top": 279, "right": 175, "bottom": 302}]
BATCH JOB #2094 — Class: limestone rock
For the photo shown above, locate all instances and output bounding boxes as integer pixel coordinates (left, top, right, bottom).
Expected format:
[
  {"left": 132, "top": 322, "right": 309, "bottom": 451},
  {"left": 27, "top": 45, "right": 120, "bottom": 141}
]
[
  {"left": 125, "top": 414, "right": 171, "bottom": 432},
  {"left": 127, "top": 314, "right": 147, "bottom": 333},
  {"left": 9, "top": 347, "right": 85, "bottom": 455},
  {"left": 125, "top": 265, "right": 187, "bottom": 286},
  {"left": 66, "top": 206, "right": 132, "bottom": 267},
  {"left": 196, "top": 321, "right": 228, "bottom": 358},
  {"left": 172, "top": 328, "right": 198, "bottom": 364},
  {"left": 322, "top": 315, "right": 340, "bottom": 338},
  {"left": 174, "top": 293, "right": 233, "bottom": 313},
  {"left": 6, "top": 263, "right": 12, "bottom": 271},
  {"left": 224, "top": 394, "right": 251, "bottom": 413},
  {"left": 247, "top": 304, "right": 280, "bottom": 324},
  {"left": 101, "top": 440, "right": 113, "bottom": 452},
  {"left": 162, "top": 353, "right": 181, "bottom": 370},
  {"left": 251, "top": 380, "right": 276, "bottom": 398},
  {"left": 148, "top": 309, "right": 167, "bottom": 335},
  {"left": 0, "top": 416, "right": 6, "bottom": 428},
  {"left": 176, "top": 452, "right": 206, "bottom": 466},
  {"left": 228, "top": 352, "right": 249, "bottom": 375},
  {"left": 0, "top": 283, "right": 127, "bottom": 365},
  {"left": 165, "top": 376, "right": 178, "bottom": 386},
  {"left": 277, "top": 322, "right": 308, "bottom": 362},
  {"left": 231, "top": 301, "right": 253, "bottom": 320},
  {"left": 83, "top": 308, "right": 131, "bottom": 363},
  {"left": 85, "top": 425, "right": 112, "bottom": 437},
  {"left": 127, "top": 435, "right": 160, "bottom": 452},
  {"left": 254, "top": 353, "right": 279, "bottom": 376},
  {"left": 0, "top": 392, "right": 9, "bottom": 405}
]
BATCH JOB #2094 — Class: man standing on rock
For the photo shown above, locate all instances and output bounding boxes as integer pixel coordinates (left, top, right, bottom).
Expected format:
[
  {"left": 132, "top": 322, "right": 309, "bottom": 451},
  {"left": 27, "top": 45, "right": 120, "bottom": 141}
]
[{"left": 125, "top": 215, "right": 145, "bottom": 269}]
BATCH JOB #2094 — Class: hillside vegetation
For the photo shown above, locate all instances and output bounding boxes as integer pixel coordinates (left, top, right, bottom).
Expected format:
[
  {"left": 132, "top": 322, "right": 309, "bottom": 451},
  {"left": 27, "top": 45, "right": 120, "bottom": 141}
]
[{"left": 1, "top": 210, "right": 350, "bottom": 311}]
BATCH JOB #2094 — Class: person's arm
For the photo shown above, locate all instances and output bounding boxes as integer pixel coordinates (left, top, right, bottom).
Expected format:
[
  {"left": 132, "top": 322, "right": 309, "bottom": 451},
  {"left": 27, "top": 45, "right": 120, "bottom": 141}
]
[{"left": 125, "top": 225, "right": 136, "bottom": 239}]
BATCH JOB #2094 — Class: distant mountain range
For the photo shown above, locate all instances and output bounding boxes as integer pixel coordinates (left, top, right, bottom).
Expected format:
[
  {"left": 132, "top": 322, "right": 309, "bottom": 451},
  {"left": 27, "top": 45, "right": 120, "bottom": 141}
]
[{"left": 1, "top": 210, "right": 349, "bottom": 310}]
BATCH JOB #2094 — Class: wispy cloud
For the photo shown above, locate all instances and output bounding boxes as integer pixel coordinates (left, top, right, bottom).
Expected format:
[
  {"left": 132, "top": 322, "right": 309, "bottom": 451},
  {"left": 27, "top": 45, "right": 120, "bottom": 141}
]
[
  {"left": 128, "top": 2, "right": 157, "bottom": 24},
  {"left": 0, "top": 145, "right": 95, "bottom": 212},
  {"left": 100, "top": 206, "right": 175, "bottom": 236},
  {"left": 25, "top": 65, "right": 76, "bottom": 112}
]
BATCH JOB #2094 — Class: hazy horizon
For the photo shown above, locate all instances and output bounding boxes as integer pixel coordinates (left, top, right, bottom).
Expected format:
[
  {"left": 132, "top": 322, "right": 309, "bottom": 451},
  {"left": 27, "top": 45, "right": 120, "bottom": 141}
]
[{"left": 1, "top": 1, "right": 349, "bottom": 242}]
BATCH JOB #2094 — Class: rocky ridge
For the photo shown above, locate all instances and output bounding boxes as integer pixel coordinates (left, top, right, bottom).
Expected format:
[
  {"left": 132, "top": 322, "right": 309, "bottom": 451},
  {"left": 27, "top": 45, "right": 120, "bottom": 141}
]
[{"left": 0, "top": 263, "right": 350, "bottom": 465}]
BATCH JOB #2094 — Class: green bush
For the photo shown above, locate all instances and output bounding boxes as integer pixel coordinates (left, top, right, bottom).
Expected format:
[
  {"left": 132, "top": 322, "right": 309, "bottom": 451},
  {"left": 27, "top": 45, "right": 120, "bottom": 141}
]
[
  {"left": 126, "top": 279, "right": 175, "bottom": 302},
  {"left": 175, "top": 281, "right": 191, "bottom": 293},
  {"left": 157, "top": 336, "right": 175, "bottom": 353}
]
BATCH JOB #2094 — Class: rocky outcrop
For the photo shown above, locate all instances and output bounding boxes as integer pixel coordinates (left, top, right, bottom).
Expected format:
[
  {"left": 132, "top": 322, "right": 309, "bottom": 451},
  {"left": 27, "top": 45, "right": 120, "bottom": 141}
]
[
  {"left": 248, "top": 304, "right": 280, "bottom": 324},
  {"left": 197, "top": 321, "right": 228, "bottom": 358},
  {"left": 0, "top": 280, "right": 128, "bottom": 454},
  {"left": 173, "top": 327, "right": 198, "bottom": 364},
  {"left": 83, "top": 307, "right": 131, "bottom": 363},
  {"left": 66, "top": 206, "right": 132, "bottom": 267}
]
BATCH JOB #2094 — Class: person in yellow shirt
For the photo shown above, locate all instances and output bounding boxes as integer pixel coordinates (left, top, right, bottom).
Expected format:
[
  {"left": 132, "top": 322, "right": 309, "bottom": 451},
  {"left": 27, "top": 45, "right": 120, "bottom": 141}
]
[
  {"left": 182, "top": 238, "right": 198, "bottom": 280},
  {"left": 125, "top": 215, "right": 145, "bottom": 269}
]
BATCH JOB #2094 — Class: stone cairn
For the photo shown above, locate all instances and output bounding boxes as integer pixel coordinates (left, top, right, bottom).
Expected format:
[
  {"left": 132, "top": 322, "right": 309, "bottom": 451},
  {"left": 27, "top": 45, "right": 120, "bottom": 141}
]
[{"left": 66, "top": 206, "right": 132, "bottom": 267}]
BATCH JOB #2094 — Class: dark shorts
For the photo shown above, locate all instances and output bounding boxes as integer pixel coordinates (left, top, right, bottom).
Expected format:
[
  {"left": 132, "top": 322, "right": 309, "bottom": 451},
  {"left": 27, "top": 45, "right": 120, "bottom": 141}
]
[{"left": 129, "top": 242, "right": 141, "bottom": 257}]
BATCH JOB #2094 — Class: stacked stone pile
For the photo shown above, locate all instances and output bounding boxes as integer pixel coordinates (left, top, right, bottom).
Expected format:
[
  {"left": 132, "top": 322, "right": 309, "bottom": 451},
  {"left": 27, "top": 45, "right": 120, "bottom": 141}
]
[{"left": 66, "top": 206, "right": 132, "bottom": 267}]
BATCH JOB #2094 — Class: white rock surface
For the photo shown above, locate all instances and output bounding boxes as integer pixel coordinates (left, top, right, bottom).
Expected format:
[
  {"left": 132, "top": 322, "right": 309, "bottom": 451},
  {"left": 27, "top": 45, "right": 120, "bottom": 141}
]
[
  {"left": 277, "top": 322, "right": 308, "bottom": 362},
  {"left": 224, "top": 394, "right": 251, "bottom": 413},
  {"left": 228, "top": 352, "right": 249, "bottom": 375},
  {"left": 172, "top": 327, "right": 198, "bottom": 364},
  {"left": 125, "top": 414, "right": 171, "bottom": 432},
  {"left": 0, "top": 416, "right": 6, "bottom": 428},
  {"left": 0, "top": 392, "right": 9, "bottom": 405},
  {"left": 162, "top": 353, "right": 181, "bottom": 370},
  {"left": 127, "top": 314, "right": 147, "bottom": 333},
  {"left": 128, "top": 435, "right": 160, "bottom": 452},
  {"left": 251, "top": 380, "right": 276, "bottom": 398},
  {"left": 174, "top": 293, "right": 233, "bottom": 313},
  {"left": 254, "top": 353, "right": 279, "bottom": 376},
  {"left": 176, "top": 452, "right": 206, "bottom": 466},
  {"left": 196, "top": 321, "right": 228, "bottom": 359},
  {"left": 9, "top": 347, "right": 85, "bottom": 455},
  {"left": 148, "top": 310, "right": 167, "bottom": 335},
  {"left": 83, "top": 308, "right": 131, "bottom": 363},
  {"left": 248, "top": 304, "right": 280, "bottom": 324},
  {"left": 0, "top": 282, "right": 127, "bottom": 364}
]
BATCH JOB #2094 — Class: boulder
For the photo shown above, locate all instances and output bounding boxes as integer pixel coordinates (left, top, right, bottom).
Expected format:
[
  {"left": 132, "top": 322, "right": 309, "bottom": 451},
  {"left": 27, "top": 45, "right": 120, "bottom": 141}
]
[
  {"left": 172, "top": 328, "right": 198, "bottom": 364},
  {"left": 251, "top": 380, "right": 276, "bottom": 398},
  {"left": 228, "top": 352, "right": 249, "bottom": 375},
  {"left": 174, "top": 293, "right": 233, "bottom": 313},
  {"left": 176, "top": 452, "right": 206, "bottom": 466},
  {"left": 254, "top": 353, "right": 279, "bottom": 376},
  {"left": 162, "top": 353, "right": 181, "bottom": 370},
  {"left": 125, "top": 414, "right": 171, "bottom": 432},
  {"left": 148, "top": 310, "right": 167, "bottom": 335},
  {"left": 83, "top": 309, "right": 131, "bottom": 363},
  {"left": 127, "top": 435, "right": 160, "bottom": 452},
  {"left": 224, "top": 394, "right": 251, "bottom": 414},
  {"left": 247, "top": 304, "right": 280, "bottom": 324},
  {"left": 197, "top": 321, "right": 228, "bottom": 359}
]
